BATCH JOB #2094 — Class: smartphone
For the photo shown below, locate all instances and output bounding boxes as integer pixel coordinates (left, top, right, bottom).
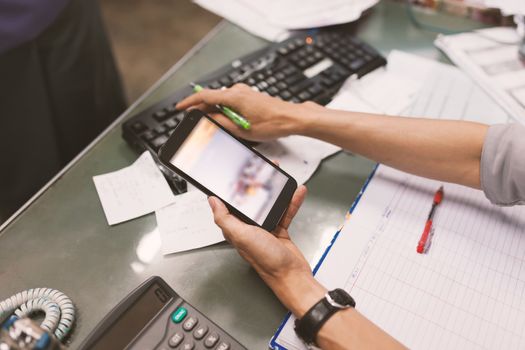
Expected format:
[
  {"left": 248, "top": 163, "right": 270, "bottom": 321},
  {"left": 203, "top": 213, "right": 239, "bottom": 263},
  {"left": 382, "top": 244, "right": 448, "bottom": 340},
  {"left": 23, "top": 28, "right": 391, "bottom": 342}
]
[{"left": 158, "top": 109, "right": 297, "bottom": 232}]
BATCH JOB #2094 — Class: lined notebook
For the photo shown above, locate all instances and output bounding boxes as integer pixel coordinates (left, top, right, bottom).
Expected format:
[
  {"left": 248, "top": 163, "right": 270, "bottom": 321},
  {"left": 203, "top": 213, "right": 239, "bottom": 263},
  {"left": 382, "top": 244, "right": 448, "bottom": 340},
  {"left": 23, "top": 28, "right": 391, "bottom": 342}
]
[{"left": 271, "top": 165, "right": 525, "bottom": 349}]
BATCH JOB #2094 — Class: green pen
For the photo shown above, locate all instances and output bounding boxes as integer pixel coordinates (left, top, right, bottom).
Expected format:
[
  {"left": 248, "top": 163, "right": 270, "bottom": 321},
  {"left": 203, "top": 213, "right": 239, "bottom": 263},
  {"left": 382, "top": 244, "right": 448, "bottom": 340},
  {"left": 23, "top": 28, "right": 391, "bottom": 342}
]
[{"left": 190, "top": 82, "right": 251, "bottom": 130}]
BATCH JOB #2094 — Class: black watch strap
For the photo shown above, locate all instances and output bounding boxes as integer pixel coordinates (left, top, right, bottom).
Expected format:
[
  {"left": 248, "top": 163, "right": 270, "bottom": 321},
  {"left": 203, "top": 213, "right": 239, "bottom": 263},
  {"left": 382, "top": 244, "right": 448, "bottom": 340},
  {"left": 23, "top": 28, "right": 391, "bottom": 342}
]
[{"left": 294, "top": 289, "right": 355, "bottom": 345}]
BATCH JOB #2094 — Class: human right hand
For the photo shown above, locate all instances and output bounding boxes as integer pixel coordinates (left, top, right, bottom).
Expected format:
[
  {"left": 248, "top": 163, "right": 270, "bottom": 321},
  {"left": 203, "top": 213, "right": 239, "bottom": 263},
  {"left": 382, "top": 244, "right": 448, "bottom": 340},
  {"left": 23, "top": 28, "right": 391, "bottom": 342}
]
[{"left": 176, "top": 83, "right": 323, "bottom": 142}]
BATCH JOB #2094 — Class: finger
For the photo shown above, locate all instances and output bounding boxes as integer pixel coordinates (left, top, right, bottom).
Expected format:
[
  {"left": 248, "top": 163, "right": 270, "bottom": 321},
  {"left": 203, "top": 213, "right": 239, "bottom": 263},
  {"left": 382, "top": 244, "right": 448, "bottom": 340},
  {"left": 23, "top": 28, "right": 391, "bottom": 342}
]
[
  {"left": 278, "top": 185, "right": 308, "bottom": 230},
  {"left": 208, "top": 196, "right": 250, "bottom": 244},
  {"left": 176, "top": 89, "right": 236, "bottom": 110}
]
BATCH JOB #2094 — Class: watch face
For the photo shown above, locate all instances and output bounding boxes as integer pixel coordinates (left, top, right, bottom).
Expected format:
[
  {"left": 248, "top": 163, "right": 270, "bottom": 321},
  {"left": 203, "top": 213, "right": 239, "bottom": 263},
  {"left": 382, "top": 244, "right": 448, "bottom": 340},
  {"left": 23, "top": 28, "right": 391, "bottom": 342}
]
[{"left": 329, "top": 288, "right": 355, "bottom": 307}]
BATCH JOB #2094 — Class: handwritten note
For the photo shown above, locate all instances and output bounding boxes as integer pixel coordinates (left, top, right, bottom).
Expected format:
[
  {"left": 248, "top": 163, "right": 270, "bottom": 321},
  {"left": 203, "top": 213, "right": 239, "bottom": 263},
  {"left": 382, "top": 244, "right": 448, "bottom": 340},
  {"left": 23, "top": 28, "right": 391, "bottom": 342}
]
[
  {"left": 93, "top": 152, "right": 176, "bottom": 225},
  {"left": 156, "top": 190, "right": 225, "bottom": 255}
]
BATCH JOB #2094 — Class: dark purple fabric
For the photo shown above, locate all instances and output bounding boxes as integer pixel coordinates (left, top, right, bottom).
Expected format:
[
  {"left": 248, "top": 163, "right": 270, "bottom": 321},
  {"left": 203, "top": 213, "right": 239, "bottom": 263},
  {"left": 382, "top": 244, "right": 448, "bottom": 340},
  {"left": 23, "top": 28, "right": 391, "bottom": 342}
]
[{"left": 0, "top": 0, "right": 69, "bottom": 53}]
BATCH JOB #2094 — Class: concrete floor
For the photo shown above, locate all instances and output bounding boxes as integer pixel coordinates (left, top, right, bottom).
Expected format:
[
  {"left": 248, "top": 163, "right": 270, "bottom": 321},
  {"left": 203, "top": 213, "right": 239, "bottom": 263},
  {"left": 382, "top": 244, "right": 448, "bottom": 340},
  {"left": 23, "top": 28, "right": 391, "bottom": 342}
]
[{"left": 99, "top": 0, "right": 221, "bottom": 102}]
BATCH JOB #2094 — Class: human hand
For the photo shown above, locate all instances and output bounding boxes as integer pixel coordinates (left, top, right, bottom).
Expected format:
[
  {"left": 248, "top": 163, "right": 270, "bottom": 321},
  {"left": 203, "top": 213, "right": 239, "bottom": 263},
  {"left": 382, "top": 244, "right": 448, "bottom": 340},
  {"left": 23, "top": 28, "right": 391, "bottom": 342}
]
[
  {"left": 208, "top": 185, "right": 326, "bottom": 317},
  {"left": 176, "top": 84, "right": 323, "bottom": 142}
]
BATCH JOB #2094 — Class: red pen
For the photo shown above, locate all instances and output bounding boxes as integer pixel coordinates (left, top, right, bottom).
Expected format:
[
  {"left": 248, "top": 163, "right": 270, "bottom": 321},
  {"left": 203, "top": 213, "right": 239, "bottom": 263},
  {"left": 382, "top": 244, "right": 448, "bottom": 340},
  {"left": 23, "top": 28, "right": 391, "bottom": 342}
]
[{"left": 417, "top": 186, "right": 444, "bottom": 254}]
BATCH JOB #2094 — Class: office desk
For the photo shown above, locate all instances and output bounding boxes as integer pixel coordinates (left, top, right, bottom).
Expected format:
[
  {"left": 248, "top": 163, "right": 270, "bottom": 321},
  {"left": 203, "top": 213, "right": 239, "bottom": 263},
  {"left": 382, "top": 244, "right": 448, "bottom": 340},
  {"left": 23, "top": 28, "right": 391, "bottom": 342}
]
[{"left": 0, "top": 2, "right": 485, "bottom": 348}]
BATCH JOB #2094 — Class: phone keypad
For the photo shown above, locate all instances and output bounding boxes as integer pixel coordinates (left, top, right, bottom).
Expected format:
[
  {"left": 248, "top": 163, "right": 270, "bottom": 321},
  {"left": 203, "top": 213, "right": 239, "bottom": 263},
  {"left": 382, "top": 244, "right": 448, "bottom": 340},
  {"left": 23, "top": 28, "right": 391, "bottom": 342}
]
[{"left": 159, "top": 305, "right": 241, "bottom": 350}]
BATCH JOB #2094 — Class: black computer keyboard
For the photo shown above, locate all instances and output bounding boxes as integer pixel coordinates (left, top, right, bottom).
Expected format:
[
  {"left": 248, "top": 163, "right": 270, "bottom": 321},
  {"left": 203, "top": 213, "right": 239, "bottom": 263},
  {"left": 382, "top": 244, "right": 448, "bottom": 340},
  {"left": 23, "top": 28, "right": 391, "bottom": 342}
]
[{"left": 122, "top": 30, "right": 387, "bottom": 193}]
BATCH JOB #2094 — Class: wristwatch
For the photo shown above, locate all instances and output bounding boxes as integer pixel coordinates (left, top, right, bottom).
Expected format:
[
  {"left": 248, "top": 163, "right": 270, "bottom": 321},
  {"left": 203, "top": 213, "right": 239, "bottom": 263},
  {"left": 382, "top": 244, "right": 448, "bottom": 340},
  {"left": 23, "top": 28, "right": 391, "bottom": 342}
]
[{"left": 294, "top": 288, "right": 355, "bottom": 347}]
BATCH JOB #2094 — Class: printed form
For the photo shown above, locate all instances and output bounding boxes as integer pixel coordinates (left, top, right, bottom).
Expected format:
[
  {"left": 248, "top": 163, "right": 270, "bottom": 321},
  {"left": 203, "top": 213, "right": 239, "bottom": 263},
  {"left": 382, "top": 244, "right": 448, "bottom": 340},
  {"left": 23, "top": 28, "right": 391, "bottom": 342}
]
[{"left": 275, "top": 165, "right": 525, "bottom": 349}]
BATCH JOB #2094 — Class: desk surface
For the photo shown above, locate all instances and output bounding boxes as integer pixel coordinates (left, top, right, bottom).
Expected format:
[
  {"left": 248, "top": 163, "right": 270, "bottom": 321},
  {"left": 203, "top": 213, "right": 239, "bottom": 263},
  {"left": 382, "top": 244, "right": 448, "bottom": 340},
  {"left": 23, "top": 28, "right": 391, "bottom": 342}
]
[{"left": 0, "top": 2, "right": 484, "bottom": 348}]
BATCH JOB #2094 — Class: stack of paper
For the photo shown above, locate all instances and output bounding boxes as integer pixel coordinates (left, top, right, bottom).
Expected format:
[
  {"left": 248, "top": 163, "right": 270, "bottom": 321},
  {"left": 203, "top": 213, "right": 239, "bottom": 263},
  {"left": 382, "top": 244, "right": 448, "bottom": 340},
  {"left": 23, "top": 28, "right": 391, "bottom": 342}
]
[
  {"left": 193, "top": 0, "right": 378, "bottom": 41},
  {"left": 435, "top": 27, "right": 525, "bottom": 124}
]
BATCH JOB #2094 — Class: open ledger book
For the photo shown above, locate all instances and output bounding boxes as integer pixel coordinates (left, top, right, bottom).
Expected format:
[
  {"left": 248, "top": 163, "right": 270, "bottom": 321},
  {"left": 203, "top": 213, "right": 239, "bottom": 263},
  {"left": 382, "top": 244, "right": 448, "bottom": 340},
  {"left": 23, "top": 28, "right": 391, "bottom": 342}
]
[{"left": 272, "top": 165, "right": 525, "bottom": 349}]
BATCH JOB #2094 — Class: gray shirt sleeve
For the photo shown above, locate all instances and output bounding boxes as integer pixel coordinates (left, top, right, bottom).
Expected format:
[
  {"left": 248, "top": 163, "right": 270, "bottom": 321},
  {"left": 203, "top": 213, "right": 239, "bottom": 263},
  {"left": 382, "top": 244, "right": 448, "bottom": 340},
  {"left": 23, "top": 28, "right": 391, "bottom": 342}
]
[{"left": 481, "top": 123, "right": 525, "bottom": 206}]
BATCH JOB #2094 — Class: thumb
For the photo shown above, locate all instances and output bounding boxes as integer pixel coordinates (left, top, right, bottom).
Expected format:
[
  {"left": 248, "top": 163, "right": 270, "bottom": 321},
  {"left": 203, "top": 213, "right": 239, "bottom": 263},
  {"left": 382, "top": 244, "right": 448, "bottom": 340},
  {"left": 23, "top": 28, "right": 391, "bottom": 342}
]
[{"left": 208, "top": 196, "right": 247, "bottom": 242}]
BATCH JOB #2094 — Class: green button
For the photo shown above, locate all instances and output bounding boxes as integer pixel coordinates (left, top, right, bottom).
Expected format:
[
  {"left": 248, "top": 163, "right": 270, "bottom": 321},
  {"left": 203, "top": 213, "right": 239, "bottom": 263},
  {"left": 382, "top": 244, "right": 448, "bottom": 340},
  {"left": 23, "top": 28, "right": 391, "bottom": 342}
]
[{"left": 171, "top": 307, "right": 187, "bottom": 323}]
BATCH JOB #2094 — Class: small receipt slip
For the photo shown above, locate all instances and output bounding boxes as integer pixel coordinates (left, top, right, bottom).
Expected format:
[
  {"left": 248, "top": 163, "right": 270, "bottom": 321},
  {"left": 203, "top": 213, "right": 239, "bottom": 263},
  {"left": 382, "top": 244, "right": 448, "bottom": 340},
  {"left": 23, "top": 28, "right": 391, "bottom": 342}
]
[
  {"left": 156, "top": 190, "right": 224, "bottom": 255},
  {"left": 93, "top": 152, "right": 175, "bottom": 225}
]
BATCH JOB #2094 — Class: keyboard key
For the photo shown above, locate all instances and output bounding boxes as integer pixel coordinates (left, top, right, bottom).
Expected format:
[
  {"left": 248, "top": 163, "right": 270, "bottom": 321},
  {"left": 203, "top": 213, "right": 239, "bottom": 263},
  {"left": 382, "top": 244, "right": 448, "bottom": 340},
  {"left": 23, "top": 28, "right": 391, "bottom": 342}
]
[
  {"left": 171, "top": 307, "right": 188, "bottom": 324},
  {"left": 267, "top": 86, "right": 279, "bottom": 96},
  {"left": 182, "top": 316, "right": 198, "bottom": 331},
  {"left": 193, "top": 325, "right": 208, "bottom": 340},
  {"left": 266, "top": 76, "right": 277, "bottom": 85},
  {"left": 245, "top": 77, "right": 256, "bottom": 86},
  {"left": 279, "top": 90, "right": 292, "bottom": 100},
  {"left": 216, "top": 342, "right": 230, "bottom": 350},
  {"left": 154, "top": 125, "right": 167, "bottom": 134},
  {"left": 350, "top": 58, "right": 366, "bottom": 72},
  {"left": 308, "top": 85, "right": 323, "bottom": 97},
  {"left": 153, "top": 110, "right": 169, "bottom": 122},
  {"left": 306, "top": 55, "right": 318, "bottom": 65},
  {"left": 293, "top": 37, "right": 305, "bottom": 47},
  {"left": 165, "top": 118, "right": 178, "bottom": 129},
  {"left": 321, "top": 77, "right": 334, "bottom": 86},
  {"left": 274, "top": 72, "right": 285, "bottom": 80},
  {"left": 181, "top": 341, "right": 195, "bottom": 350},
  {"left": 298, "top": 91, "right": 311, "bottom": 101},
  {"left": 289, "top": 80, "right": 312, "bottom": 94},
  {"left": 131, "top": 122, "right": 147, "bottom": 133},
  {"left": 141, "top": 130, "right": 156, "bottom": 141},
  {"left": 219, "top": 77, "right": 231, "bottom": 86},
  {"left": 209, "top": 81, "right": 221, "bottom": 89},
  {"left": 168, "top": 333, "right": 184, "bottom": 348},
  {"left": 276, "top": 81, "right": 287, "bottom": 90},
  {"left": 282, "top": 66, "right": 297, "bottom": 76},
  {"left": 204, "top": 332, "right": 220, "bottom": 348},
  {"left": 284, "top": 74, "right": 304, "bottom": 85},
  {"left": 150, "top": 135, "right": 169, "bottom": 151},
  {"left": 256, "top": 81, "right": 269, "bottom": 91},
  {"left": 254, "top": 73, "right": 265, "bottom": 81},
  {"left": 277, "top": 47, "right": 289, "bottom": 56},
  {"left": 297, "top": 59, "right": 309, "bottom": 69},
  {"left": 229, "top": 70, "right": 241, "bottom": 81},
  {"left": 166, "top": 104, "right": 178, "bottom": 115}
]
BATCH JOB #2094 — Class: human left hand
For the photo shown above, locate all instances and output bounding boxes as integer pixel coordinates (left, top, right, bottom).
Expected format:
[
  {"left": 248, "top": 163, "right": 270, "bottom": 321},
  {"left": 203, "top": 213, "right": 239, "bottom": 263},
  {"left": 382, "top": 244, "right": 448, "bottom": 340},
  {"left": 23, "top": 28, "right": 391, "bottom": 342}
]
[{"left": 208, "top": 185, "right": 326, "bottom": 317}]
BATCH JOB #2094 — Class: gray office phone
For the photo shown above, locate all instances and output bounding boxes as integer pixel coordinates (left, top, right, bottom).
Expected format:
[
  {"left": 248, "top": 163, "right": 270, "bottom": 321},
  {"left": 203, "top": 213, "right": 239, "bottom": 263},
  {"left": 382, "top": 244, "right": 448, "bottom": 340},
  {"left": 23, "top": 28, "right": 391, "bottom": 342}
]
[{"left": 78, "top": 276, "right": 246, "bottom": 350}]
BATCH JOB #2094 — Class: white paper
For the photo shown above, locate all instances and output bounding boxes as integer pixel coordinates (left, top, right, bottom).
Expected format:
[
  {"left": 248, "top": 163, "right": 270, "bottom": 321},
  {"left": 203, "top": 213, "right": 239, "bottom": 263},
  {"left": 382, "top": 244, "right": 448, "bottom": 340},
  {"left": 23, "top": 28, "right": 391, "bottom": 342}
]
[
  {"left": 238, "top": 0, "right": 378, "bottom": 30},
  {"left": 255, "top": 135, "right": 340, "bottom": 185},
  {"left": 435, "top": 28, "right": 525, "bottom": 124},
  {"left": 93, "top": 152, "right": 175, "bottom": 225},
  {"left": 193, "top": 0, "right": 290, "bottom": 42},
  {"left": 156, "top": 191, "right": 224, "bottom": 255},
  {"left": 327, "top": 51, "right": 423, "bottom": 116},
  {"left": 274, "top": 165, "right": 525, "bottom": 349},
  {"left": 193, "top": 0, "right": 377, "bottom": 41}
]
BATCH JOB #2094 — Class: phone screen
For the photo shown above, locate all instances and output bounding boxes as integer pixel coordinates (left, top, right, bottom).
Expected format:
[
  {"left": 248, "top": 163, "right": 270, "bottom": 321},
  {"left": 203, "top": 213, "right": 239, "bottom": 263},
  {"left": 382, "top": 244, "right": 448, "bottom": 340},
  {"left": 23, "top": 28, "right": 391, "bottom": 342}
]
[{"left": 169, "top": 117, "right": 289, "bottom": 225}]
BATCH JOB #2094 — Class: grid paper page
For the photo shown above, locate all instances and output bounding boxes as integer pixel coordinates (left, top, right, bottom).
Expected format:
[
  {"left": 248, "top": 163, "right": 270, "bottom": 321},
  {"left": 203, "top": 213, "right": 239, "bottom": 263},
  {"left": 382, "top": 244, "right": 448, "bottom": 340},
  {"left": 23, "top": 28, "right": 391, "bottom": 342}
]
[{"left": 275, "top": 166, "right": 525, "bottom": 349}]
